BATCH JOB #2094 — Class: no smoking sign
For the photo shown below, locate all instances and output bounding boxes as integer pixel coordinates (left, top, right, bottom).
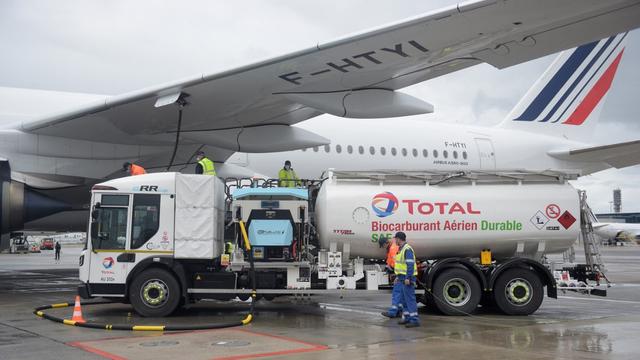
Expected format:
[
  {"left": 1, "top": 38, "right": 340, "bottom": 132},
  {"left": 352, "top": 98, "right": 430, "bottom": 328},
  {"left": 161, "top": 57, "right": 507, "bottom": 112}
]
[{"left": 546, "top": 204, "right": 560, "bottom": 219}]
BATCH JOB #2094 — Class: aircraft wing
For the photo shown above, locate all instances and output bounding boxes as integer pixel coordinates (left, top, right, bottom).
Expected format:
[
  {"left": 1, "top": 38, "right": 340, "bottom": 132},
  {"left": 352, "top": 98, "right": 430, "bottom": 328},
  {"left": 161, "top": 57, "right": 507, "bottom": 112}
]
[
  {"left": 21, "top": 0, "right": 640, "bottom": 155},
  {"left": 548, "top": 139, "right": 640, "bottom": 168}
]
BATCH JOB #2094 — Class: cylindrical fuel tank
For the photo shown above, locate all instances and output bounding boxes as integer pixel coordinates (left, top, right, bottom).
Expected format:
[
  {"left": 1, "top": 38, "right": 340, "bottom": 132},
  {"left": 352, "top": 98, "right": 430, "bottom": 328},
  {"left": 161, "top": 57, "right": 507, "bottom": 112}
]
[{"left": 315, "top": 175, "right": 580, "bottom": 260}]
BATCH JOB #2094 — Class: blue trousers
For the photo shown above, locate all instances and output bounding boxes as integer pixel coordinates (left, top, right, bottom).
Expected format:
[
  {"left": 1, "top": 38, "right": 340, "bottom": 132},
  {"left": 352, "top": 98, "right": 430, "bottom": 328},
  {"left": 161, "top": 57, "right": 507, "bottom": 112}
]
[
  {"left": 387, "top": 281, "right": 405, "bottom": 316},
  {"left": 399, "top": 277, "right": 419, "bottom": 324}
]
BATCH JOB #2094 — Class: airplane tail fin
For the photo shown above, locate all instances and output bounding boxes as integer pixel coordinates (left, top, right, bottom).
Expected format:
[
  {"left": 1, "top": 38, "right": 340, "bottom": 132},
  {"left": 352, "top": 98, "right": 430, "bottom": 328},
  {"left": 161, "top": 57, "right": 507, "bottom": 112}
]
[{"left": 499, "top": 33, "right": 628, "bottom": 141}]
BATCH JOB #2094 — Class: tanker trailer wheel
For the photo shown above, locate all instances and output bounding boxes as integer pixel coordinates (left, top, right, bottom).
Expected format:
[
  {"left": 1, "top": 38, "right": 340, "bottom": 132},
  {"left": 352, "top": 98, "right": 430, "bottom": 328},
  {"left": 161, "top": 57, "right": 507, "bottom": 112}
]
[
  {"left": 130, "top": 268, "right": 181, "bottom": 317},
  {"left": 432, "top": 268, "right": 481, "bottom": 316},
  {"left": 493, "top": 268, "right": 543, "bottom": 315},
  {"left": 420, "top": 293, "right": 439, "bottom": 314}
]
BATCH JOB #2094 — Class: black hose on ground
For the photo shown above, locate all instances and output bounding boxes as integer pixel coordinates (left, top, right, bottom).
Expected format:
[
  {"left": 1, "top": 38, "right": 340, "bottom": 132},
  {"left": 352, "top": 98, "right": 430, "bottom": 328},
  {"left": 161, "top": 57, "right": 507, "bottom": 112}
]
[
  {"left": 34, "top": 223, "right": 257, "bottom": 331},
  {"left": 33, "top": 298, "right": 253, "bottom": 331}
]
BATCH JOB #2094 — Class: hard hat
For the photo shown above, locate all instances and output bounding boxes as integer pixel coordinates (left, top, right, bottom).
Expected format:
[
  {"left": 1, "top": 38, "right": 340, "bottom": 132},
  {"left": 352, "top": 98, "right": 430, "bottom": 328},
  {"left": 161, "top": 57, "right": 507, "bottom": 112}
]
[
  {"left": 284, "top": 160, "right": 291, "bottom": 166},
  {"left": 196, "top": 151, "right": 205, "bottom": 156},
  {"left": 394, "top": 232, "right": 406, "bottom": 241}
]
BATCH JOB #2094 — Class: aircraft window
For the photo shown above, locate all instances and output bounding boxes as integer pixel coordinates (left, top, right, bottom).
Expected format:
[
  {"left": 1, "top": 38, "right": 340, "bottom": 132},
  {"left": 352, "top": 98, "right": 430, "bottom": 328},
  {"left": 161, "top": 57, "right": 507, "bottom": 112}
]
[
  {"left": 433, "top": 150, "right": 438, "bottom": 158},
  {"left": 347, "top": 145, "right": 353, "bottom": 154},
  {"left": 324, "top": 145, "right": 331, "bottom": 153},
  {"left": 412, "top": 148, "right": 418, "bottom": 157},
  {"left": 369, "top": 146, "right": 375, "bottom": 155},
  {"left": 463, "top": 151, "right": 468, "bottom": 160},
  {"left": 443, "top": 150, "right": 448, "bottom": 159},
  {"left": 422, "top": 149, "right": 428, "bottom": 158},
  {"left": 131, "top": 194, "right": 160, "bottom": 249},
  {"left": 380, "top": 147, "right": 386, "bottom": 156},
  {"left": 401, "top": 148, "right": 407, "bottom": 157},
  {"left": 336, "top": 144, "right": 342, "bottom": 154},
  {"left": 453, "top": 151, "right": 458, "bottom": 159},
  {"left": 391, "top": 147, "right": 397, "bottom": 156},
  {"left": 313, "top": 146, "right": 319, "bottom": 152},
  {"left": 358, "top": 146, "right": 364, "bottom": 155}
]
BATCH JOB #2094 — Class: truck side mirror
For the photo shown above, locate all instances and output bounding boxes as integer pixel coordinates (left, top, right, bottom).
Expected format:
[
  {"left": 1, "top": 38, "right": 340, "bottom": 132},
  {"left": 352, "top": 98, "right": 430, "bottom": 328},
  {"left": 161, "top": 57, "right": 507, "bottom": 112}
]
[
  {"left": 91, "top": 202, "right": 101, "bottom": 222},
  {"left": 90, "top": 222, "right": 99, "bottom": 252}
]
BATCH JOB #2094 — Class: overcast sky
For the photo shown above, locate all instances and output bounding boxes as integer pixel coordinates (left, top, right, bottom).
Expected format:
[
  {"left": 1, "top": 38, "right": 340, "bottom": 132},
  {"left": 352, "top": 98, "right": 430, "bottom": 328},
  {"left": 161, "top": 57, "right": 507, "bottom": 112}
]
[{"left": 1, "top": 0, "right": 639, "bottom": 213}]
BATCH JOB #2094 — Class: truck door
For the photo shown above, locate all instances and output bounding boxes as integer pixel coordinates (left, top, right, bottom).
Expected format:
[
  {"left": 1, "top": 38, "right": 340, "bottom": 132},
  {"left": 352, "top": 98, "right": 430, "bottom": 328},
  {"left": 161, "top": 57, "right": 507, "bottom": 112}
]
[
  {"left": 475, "top": 138, "right": 496, "bottom": 169},
  {"left": 87, "top": 193, "right": 132, "bottom": 296}
]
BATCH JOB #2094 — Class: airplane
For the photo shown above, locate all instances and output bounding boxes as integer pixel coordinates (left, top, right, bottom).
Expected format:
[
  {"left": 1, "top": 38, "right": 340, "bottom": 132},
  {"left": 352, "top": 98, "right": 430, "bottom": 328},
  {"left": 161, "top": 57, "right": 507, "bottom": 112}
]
[
  {"left": 2, "top": 0, "right": 640, "bottom": 250},
  {"left": 593, "top": 222, "right": 640, "bottom": 244}
]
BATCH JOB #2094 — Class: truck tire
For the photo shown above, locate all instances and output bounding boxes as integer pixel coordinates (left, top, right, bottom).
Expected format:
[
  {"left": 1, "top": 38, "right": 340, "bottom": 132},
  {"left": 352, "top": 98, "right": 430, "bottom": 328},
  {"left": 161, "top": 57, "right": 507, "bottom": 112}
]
[
  {"left": 130, "top": 268, "right": 181, "bottom": 317},
  {"left": 431, "top": 268, "right": 481, "bottom": 316},
  {"left": 493, "top": 268, "right": 543, "bottom": 315},
  {"left": 420, "top": 293, "right": 439, "bottom": 314}
]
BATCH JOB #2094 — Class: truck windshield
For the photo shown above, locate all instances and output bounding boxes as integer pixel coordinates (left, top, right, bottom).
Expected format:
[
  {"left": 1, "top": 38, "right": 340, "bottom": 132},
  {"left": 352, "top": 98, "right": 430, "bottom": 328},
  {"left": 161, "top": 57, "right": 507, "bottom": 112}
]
[{"left": 92, "top": 207, "right": 128, "bottom": 250}]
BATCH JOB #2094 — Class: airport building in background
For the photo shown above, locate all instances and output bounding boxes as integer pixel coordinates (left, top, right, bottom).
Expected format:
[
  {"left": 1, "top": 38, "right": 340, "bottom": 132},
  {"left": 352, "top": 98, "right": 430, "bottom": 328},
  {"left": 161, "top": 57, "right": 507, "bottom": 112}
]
[
  {"left": 595, "top": 212, "right": 640, "bottom": 224},
  {"left": 613, "top": 189, "right": 622, "bottom": 213}
]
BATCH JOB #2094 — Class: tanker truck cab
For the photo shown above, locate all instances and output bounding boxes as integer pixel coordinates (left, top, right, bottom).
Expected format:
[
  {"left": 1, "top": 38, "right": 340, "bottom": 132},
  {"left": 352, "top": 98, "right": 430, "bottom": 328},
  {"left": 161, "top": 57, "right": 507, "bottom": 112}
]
[{"left": 79, "top": 173, "right": 185, "bottom": 313}]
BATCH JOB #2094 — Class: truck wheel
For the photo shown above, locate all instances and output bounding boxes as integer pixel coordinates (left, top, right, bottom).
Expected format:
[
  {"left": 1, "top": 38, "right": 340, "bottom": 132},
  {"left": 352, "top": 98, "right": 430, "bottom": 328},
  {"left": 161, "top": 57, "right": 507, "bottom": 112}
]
[
  {"left": 130, "top": 268, "right": 181, "bottom": 317},
  {"left": 420, "top": 293, "right": 439, "bottom": 313},
  {"left": 493, "top": 268, "right": 543, "bottom": 315},
  {"left": 432, "top": 268, "right": 481, "bottom": 316}
]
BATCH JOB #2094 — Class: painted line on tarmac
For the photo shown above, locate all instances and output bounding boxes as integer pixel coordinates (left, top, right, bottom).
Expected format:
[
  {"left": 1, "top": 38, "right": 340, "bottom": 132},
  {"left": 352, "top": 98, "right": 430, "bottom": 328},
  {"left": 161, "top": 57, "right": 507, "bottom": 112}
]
[
  {"left": 559, "top": 296, "right": 640, "bottom": 305},
  {"left": 318, "top": 303, "right": 384, "bottom": 317}
]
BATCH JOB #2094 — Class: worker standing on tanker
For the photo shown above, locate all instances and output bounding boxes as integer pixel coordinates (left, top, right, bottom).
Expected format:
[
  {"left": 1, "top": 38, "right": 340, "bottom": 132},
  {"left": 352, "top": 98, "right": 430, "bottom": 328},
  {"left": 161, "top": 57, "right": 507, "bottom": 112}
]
[
  {"left": 195, "top": 151, "right": 216, "bottom": 175},
  {"left": 123, "top": 162, "right": 146, "bottom": 176},
  {"left": 394, "top": 232, "right": 420, "bottom": 327},
  {"left": 278, "top": 160, "right": 299, "bottom": 187},
  {"left": 380, "top": 236, "right": 404, "bottom": 319}
]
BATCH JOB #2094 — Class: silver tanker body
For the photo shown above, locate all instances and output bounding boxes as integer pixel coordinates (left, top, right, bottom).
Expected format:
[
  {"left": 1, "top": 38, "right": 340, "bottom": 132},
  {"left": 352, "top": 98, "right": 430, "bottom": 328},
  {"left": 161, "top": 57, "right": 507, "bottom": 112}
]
[{"left": 315, "top": 173, "right": 580, "bottom": 260}]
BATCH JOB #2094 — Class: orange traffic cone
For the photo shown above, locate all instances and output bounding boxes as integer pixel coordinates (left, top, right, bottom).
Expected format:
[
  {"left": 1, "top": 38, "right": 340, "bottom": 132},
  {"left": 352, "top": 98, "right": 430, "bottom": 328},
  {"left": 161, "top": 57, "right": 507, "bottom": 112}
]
[{"left": 71, "top": 295, "right": 86, "bottom": 323}]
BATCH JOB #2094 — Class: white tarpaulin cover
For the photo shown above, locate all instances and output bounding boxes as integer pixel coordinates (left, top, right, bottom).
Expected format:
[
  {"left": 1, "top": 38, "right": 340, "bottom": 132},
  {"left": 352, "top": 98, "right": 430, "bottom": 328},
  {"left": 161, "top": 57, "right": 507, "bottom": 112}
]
[{"left": 174, "top": 174, "right": 224, "bottom": 259}]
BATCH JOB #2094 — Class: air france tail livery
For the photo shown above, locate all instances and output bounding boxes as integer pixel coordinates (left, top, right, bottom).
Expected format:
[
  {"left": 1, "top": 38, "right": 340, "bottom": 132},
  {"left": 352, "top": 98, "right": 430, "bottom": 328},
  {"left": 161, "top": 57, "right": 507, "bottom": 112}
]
[{"left": 1, "top": 0, "right": 640, "bottom": 237}]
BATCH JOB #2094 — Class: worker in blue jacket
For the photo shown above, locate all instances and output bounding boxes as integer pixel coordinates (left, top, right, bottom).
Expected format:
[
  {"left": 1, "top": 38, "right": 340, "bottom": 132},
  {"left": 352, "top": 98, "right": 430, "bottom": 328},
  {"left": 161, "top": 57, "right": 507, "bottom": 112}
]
[{"left": 393, "top": 231, "right": 420, "bottom": 327}]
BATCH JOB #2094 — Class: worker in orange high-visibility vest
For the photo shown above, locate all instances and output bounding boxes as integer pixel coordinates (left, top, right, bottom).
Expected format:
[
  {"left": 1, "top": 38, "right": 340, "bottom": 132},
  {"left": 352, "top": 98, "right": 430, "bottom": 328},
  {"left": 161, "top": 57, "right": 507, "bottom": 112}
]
[
  {"left": 123, "top": 162, "right": 146, "bottom": 176},
  {"left": 380, "top": 236, "right": 404, "bottom": 319}
]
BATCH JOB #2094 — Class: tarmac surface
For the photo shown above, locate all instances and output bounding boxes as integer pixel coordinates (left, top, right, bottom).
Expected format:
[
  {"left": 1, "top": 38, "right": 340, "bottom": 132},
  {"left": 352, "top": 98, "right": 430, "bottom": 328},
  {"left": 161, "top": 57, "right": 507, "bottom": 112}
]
[{"left": 1, "top": 245, "right": 639, "bottom": 359}]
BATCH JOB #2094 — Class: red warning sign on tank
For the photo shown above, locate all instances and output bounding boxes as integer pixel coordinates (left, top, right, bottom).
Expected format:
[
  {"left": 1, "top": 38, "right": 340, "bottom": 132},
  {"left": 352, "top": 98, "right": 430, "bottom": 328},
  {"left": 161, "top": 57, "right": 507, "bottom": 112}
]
[{"left": 557, "top": 211, "right": 576, "bottom": 229}]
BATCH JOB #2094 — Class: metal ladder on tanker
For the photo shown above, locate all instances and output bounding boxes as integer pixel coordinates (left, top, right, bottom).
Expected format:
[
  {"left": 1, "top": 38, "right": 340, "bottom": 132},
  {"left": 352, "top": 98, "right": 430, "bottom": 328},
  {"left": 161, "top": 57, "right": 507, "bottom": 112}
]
[{"left": 576, "top": 190, "right": 610, "bottom": 286}]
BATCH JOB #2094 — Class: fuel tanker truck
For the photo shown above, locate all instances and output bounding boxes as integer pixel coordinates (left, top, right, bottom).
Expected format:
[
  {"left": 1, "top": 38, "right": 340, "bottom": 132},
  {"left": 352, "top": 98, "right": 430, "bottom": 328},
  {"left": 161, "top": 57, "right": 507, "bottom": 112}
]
[{"left": 78, "top": 170, "right": 606, "bottom": 317}]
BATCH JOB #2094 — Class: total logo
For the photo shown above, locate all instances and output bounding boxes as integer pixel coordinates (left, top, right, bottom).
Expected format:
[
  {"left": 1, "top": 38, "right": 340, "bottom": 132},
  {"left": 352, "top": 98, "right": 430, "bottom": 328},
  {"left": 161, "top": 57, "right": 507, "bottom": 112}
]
[
  {"left": 372, "top": 192, "right": 481, "bottom": 218},
  {"left": 372, "top": 192, "right": 399, "bottom": 218},
  {"left": 102, "top": 257, "right": 114, "bottom": 269}
]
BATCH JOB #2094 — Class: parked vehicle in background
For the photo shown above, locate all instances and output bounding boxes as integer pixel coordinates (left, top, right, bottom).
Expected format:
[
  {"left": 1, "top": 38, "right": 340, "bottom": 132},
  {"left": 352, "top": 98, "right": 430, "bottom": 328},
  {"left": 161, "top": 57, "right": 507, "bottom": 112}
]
[
  {"left": 30, "top": 242, "right": 41, "bottom": 253},
  {"left": 9, "top": 235, "right": 29, "bottom": 254},
  {"left": 40, "top": 238, "right": 54, "bottom": 250}
]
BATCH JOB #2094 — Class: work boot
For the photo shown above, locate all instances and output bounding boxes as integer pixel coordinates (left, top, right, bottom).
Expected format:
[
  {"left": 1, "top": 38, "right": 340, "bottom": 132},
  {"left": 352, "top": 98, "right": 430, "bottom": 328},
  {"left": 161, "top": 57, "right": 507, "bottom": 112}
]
[
  {"left": 405, "top": 322, "right": 420, "bottom": 328},
  {"left": 381, "top": 312, "right": 397, "bottom": 318},
  {"left": 397, "top": 318, "right": 408, "bottom": 325}
]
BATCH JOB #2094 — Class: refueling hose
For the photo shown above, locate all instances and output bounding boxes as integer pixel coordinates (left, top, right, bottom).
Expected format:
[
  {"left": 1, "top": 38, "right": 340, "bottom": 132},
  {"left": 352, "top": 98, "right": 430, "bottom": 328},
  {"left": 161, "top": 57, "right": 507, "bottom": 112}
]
[{"left": 34, "top": 221, "right": 257, "bottom": 331}]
